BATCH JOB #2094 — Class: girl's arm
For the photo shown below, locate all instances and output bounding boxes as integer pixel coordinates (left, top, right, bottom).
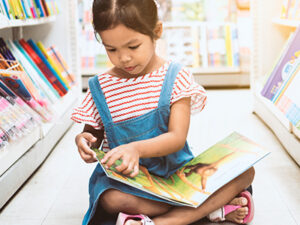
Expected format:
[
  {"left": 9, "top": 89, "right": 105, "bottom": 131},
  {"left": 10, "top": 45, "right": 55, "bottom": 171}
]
[
  {"left": 102, "top": 97, "right": 191, "bottom": 176},
  {"left": 75, "top": 124, "right": 104, "bottom": 163},
  {"left": 136, "top": 96, "right": 191, "bottom": 157}
]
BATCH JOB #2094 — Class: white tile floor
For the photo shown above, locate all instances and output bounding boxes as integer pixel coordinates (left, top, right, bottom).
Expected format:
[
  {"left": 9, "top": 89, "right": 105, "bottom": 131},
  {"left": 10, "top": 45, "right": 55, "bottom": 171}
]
[{"left": 0, "top": 89, "right": 300, "bottom": 225}]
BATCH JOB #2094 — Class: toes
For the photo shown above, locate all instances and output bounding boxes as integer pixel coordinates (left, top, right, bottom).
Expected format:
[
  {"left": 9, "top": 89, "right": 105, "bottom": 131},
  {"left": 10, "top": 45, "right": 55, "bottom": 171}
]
[
  {"left": 237, "top": 207, "right": 249, "bottom": 216},
  {"left": 229, "top": 197, "right": 248, "bottom": 206}
]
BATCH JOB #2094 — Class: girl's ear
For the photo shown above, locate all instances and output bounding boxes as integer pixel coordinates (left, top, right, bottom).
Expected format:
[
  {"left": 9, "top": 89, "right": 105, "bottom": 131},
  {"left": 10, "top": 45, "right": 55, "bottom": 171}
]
[{"left": 154, "top": 21, "right": 163, "bottom": 39}]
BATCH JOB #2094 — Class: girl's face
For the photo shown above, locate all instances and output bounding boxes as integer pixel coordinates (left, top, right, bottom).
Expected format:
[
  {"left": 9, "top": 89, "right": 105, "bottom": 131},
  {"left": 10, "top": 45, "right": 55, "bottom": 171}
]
[{"left": 99, "top": 24, "right": 160, "bottom": 78}]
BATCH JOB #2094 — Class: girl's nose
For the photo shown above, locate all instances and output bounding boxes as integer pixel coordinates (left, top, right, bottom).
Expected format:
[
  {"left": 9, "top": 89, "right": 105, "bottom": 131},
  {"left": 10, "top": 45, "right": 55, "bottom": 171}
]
[{"left": 119, "top": 52, "right": 131, "bottom": 63}]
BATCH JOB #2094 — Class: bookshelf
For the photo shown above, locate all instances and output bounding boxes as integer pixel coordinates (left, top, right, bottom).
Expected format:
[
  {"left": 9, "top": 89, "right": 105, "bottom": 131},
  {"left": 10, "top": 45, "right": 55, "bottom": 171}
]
[
  {"left": 0, "top": 0, "right": 81, "bottom": 209},
  {"left": 251, "top": 0, "right": 300, "bottom": 165},
  {"left": 78, "top": 1, "right": 250, "bottom": 90}
]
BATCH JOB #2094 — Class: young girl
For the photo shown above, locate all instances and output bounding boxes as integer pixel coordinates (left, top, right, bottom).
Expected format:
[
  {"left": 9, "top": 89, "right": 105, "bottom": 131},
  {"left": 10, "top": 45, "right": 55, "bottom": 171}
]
[{"left": 72, "top": 0, "right": 255, "bottom": 224}]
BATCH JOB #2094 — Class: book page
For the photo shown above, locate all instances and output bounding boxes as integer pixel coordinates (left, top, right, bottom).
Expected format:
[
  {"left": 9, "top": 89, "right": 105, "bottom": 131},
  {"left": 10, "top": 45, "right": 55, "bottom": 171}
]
[{"left": 93, "top": 132, "right": 270, "bottom": 208}]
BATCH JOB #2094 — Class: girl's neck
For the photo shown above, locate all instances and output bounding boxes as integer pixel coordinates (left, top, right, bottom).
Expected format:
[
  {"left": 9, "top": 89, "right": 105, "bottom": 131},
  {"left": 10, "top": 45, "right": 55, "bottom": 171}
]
[{"left": 109, "top": 56, "right": 166, "bottom": 79}]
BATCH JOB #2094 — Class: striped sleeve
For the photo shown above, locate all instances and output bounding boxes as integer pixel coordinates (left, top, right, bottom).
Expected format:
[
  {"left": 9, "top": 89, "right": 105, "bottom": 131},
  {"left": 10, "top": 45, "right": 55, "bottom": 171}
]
[
  {"left": 171, "top": 67, "right": 207, "bottom": 114},
  {"left": 71, "top": 89, "right": 103, "bottom": 130}
]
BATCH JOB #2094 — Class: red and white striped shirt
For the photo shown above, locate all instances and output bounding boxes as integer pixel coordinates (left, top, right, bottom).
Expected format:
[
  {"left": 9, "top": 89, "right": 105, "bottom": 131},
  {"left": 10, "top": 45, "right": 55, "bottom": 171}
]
[{"left": 71, "top": 61, "right": 207, "bottom": 151}]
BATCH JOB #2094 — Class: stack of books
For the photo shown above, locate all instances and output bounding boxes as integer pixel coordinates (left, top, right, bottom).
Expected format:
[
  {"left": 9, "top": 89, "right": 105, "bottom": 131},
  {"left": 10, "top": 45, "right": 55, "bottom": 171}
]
[
  {"left": 0, "top": 0, "right": 59, "bottom": 20},
  {"left": 0, "top": 37, "right": 76, "bottom": 150},
  {"left": 261, "top": 26, "right": 300, "bottom": 130}
]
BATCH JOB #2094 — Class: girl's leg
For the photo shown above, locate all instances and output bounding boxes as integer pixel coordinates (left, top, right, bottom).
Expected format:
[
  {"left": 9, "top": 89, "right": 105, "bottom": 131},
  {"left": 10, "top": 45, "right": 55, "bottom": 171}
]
[
  {"left": 99, "top": 189, "right": 172, "bottom": 217},
  {"left": 100, "top": 167, "right": 254, "bottom": 225},
  {"left": 153, "top": 167, "right": 255, "bottom": 225}
]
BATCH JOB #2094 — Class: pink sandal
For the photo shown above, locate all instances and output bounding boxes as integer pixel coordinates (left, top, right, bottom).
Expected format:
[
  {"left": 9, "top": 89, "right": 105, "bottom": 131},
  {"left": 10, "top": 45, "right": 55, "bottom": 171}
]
[
  {"left": 207, "top": 190, "right": 254, "bottom": 224},
  {"left": 116, "top": 212, "right": 155, "bottom": 225}
]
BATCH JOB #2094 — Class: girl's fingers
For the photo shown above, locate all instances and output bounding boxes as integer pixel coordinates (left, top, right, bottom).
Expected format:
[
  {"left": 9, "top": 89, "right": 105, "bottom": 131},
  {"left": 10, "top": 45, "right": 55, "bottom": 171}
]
[
  {"left": 119, "top": 161, "right": 134, "bottom": 174},
  {"left": 79, "top": 149, "right": 97, "bottom": 163},
  {"left": 104, "top": 153, "right": 120, "bottom": 168},
  {"left": 129, "top": 164, "right": 139, "bottom": 177}
]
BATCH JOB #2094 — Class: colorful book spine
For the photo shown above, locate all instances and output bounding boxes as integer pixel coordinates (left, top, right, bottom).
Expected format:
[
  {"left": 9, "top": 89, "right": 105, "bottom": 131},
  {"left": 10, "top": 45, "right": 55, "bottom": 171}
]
[
  {"left": 280, "top": 0, "right": 291, "bottom": 19},
  {"left": 33, "top": 0, "right": 44, "bottom": 17},
  {"left": 48, "top": 46, "right": 75, "bottom": 84},
  {"left": 27, "top": 39, "right": 69, "bottom": 92},
  {"left": 19, "top": 39, "right": 66, "bottom": 97},
  {"left": 1, "top": 0, "right": 11, "bottom": 19},
  {"left": 12, "top": 40, "right": 60, "bottom": 99},
  {"left": 36, "top": 41, "right": 70, "bottom": 89},
  {"left": 261, "top": 26, "right": 300, "bottom": 100},
  {"left": 7, "top": 40, "right": 59, "bottom": 103}
]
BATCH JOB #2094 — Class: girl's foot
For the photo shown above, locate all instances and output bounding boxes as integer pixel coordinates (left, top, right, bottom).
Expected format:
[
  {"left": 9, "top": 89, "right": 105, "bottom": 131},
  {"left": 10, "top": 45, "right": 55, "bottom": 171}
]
[
  {"left": 225, "top": 196, "right": 249, "bottom": 224},
  {"left": 207, "top": 190, "right": 254, "bottom": 224},
  {"left": 116, "top": 212, "right": 154, "bottom": 225},
  {"left": 124, "top": 220, "right": 142, "bottom": 225}
]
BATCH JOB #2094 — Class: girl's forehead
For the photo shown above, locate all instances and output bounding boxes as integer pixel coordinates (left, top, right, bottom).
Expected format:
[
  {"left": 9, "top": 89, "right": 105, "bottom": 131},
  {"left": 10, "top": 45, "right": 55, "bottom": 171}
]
[{"left": 99, "top": 24, "right": 150, "bottom": 46}]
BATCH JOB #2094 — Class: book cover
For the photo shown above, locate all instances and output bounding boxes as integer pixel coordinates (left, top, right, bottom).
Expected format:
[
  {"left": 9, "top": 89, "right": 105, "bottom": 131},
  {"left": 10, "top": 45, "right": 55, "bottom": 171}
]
[
  {"left": 261, "top": 26, "right": 300, "bottom": 100},
  {"left": 93, "top": 132, "right": 270, "bottom": 208},
  {"left": 272, "top": 61, "right": 300, "bottom": 128}
]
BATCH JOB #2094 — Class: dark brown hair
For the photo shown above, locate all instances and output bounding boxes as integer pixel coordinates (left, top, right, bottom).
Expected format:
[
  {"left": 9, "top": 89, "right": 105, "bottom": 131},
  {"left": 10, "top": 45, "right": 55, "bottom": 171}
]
[{"left": 92, "top": 0, "right": 159, "bottom": 40}]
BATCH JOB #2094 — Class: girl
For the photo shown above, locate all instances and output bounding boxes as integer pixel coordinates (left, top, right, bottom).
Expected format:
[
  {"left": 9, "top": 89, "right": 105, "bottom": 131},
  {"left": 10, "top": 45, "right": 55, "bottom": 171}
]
[{"left": 72, "top": 0, "right": 255, "bottom": 224}]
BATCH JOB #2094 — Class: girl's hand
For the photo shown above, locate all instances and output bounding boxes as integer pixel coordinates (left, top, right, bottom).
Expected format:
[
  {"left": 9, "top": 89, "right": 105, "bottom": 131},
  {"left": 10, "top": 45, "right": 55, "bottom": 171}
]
[
  {"left": 75, "top": 132, "right": 98, "bottom": 163},
  {"left": 101, "top": 143, "right": 140, "bottom": 177}
]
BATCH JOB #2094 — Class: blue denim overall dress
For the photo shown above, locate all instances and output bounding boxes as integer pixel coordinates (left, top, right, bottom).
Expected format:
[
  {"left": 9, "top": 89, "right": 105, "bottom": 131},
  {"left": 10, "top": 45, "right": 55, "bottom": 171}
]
[{"left": 83, "top": 62, "right": 194, "bottom": 225}]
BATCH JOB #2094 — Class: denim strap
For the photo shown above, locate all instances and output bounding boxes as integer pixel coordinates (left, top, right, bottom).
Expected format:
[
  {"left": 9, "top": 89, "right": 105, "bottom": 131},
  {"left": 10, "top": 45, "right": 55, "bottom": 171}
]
[
  {"left": 158, "top": 62, "right": 182, "bottom": 108},
  {"left": 88, "top": 76, "right": 113, "bottom": 127}
]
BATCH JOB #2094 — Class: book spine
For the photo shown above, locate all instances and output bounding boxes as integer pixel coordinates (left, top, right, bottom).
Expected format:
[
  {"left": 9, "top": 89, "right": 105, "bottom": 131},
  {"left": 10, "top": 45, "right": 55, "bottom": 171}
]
[
  {"left": 40, "top": 0, "right": 48, "bottom": 16},
  {"left": 280, "top": 0, "right": 291, "bottom": 19},
  {"left": 16, "top": 0, "right": 26, "bottom": 19},
  {"left": 36, "top": 41, "right": 70, "bottom": 89},
  {"left": 21, "top": 0, "right": 31, "bottom": 18},
  {"left": 49, "top": 46, "right": 75, "bottom": 84},
  {"left": 12, "top": 40, "right": 60, "bottom": 99},
  {"left": 1, "top": 0, "right": 11, "bottom": 19},
  {"left": 33, "top": 0, "right": 44, "bottom": 17},
  {"left": 27, "top": 39, "right": 69, "bottom": 92},
  {"left": 19, "top": 39, "right": 65, "bottom": 97}
]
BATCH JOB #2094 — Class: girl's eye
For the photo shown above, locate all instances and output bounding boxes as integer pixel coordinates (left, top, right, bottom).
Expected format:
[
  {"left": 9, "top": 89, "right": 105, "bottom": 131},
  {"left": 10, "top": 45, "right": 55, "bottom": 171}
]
[
  {"left": 129, "top": 44, "right": 140, "bottom": 50},
  {"left": 106, "top": 48, "right": 116, "bottom": 52}
]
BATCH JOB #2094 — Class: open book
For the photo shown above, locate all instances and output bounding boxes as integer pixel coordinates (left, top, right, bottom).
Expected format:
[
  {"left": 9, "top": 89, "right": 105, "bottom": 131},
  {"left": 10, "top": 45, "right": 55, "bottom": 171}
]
[{"left": 93, "top": 132, "right": 270, "bottom": 208}]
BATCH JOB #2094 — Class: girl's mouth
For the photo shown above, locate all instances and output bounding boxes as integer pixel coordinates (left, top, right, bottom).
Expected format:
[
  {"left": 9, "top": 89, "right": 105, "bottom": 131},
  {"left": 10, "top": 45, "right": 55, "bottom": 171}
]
[{"left": 124, "top": 66, "right": 136, "bottom": 72}]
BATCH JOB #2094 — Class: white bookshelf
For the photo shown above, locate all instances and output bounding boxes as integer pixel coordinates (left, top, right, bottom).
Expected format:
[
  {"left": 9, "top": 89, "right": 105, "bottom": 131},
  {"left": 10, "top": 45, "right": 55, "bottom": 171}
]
[
  {"left": 251, "top": 0, "right": 300, "bottom": 165},
  {"left": 0, "top": 16, "right": 56, "bottom": 29},
  {"left": 0, "top": 0, "right": 81, "bottom": 209}
]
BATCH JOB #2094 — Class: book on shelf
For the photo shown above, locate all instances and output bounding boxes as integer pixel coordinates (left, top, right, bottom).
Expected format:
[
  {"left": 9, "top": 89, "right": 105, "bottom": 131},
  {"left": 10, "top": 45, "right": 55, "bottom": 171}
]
[
  {"left": 261, "top": 26, "right": 300, "bottom": 100},
  {"left": 6, "top": 39, "right": 60, "bottom": 103},
  {"left": 19, "top": 39, "right": 67, "bottom": 97},
  {"left": 272, "top": 57, "right": 300, "bottom": 130},
  {"left": 93, "top": 132, "right": 269, "bottom": 208},
  {"left": 164, "top": 23, "right": 240, "bottom": 68},
  {"left": 0, "top": 37, "right": 76, "bottom": 122},
  {"left": 0, "top": 0, "right": 58, "bottom": 21},
  {"left": 280, "top": 0, "right": 300, "bottom": 20}
]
